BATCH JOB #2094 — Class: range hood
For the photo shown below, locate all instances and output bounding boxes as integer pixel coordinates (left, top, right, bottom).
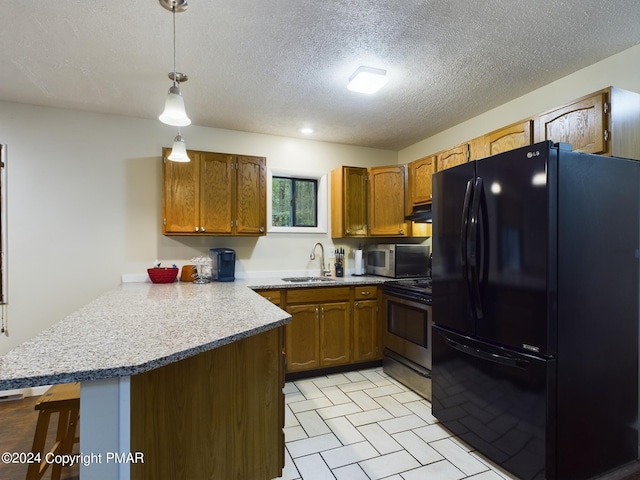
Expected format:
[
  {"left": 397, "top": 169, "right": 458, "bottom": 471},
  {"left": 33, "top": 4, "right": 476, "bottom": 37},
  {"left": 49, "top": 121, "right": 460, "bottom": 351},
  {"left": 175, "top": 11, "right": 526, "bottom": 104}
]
[{"left": 405, "top": 203, "right": 432, "bottom": 223}]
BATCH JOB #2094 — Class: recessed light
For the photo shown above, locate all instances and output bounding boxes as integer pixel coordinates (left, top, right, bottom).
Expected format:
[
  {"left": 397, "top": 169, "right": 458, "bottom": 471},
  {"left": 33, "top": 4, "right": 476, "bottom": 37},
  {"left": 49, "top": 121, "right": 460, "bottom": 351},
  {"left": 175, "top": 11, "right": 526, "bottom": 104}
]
[
  {"left": 347, "top": 66, "right": 388, "bottom": 94},
  {"left": 300, "top": 127, "right": 315, "bottom": 134}
]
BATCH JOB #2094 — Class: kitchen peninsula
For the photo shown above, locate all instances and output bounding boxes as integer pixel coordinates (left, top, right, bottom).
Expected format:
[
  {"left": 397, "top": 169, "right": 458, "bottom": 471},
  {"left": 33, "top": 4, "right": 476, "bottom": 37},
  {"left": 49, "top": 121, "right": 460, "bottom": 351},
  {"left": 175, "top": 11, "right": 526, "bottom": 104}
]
[{"left": 0, "top": 281, "right": 292, "bottom": 479}]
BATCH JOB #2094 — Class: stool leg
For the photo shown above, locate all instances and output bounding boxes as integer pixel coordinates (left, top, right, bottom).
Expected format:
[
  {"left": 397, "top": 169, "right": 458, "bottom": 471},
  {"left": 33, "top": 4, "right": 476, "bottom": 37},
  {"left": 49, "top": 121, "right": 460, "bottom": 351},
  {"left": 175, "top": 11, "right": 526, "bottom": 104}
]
[
  {"left": 26, "top": 410, "right": 52, "bottom": 480},
  {"left": 50, "top": 410, "right": 70, "bottom": 480},
  {"left": 61, "top": 408, "right": 79, "bottom": 457}
]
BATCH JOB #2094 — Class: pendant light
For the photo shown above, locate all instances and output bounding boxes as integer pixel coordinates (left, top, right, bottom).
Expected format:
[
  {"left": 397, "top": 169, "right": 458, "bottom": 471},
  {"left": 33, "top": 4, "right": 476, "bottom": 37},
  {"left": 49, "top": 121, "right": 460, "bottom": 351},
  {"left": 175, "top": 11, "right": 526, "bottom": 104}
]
[
  {"left": 159, "top": 0, "right": 191, "bottom": 127},
  {"left": 168, "top": 129, "right": 190, "bottom": 162}
]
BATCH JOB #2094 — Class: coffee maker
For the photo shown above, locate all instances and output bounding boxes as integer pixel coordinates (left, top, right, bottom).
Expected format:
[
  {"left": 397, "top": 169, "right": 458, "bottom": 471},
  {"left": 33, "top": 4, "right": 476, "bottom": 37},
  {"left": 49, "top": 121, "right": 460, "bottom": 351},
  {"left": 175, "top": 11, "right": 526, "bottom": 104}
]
[{"left": 209, "top": 248, "right": 236, "bottom": 282}]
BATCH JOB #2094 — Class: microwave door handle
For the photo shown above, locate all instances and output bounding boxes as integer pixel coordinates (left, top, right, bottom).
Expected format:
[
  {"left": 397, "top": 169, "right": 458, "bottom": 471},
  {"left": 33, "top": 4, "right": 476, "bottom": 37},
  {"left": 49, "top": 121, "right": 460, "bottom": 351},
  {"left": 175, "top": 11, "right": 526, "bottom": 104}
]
[
  {"left": 461, "top": 179, "right": 474, "bottom": 316},
  {"left": 468, "top": 177, "right": 484, "bottom": 320}
]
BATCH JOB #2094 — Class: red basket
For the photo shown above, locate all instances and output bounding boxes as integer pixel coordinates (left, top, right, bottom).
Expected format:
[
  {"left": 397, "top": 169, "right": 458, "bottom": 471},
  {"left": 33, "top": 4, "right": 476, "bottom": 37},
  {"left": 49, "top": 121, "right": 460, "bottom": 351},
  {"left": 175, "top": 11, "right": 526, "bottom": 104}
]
[{"left": 147, "top": 267, "right": 179, "bottom": 284}]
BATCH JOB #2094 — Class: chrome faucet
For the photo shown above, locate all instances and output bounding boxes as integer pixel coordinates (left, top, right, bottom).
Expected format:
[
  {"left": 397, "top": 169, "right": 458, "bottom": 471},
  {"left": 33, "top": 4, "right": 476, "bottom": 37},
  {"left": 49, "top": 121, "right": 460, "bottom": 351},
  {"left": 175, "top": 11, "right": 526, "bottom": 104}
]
[{"left": 310, "top": 242, "right": 332, "bottom": 277}]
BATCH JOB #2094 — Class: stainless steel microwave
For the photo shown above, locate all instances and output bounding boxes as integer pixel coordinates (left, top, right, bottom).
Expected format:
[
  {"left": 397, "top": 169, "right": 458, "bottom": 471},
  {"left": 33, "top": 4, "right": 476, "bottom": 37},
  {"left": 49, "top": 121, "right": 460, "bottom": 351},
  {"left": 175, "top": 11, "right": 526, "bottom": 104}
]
[{"left": 364, "top": 244, "right": 430, "bottom": 278}]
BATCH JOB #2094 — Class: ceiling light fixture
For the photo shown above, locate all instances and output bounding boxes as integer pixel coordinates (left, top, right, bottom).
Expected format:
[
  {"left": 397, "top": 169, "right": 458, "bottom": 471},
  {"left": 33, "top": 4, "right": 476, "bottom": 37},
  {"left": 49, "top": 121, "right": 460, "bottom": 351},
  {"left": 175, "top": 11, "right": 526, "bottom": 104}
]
[
  {"left": 347, "top": 66, "right": 388, "bottom": 94},
  {"left": 168, "top": 128, "right": 190, "bottom": 162},
  {"left": 159, "top": 0, "right": 191, "bottom": 127},
  {"left": 300, "top": 127, "right": 315, "bottom": 134}
]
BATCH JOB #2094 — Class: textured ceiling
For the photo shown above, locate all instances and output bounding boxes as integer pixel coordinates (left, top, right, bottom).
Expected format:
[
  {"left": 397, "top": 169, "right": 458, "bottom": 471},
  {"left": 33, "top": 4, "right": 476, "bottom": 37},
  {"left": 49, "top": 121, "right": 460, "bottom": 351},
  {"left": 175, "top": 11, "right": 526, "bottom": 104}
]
[{"left": 1, "top": 1, "right": 640, "bottom": 150}]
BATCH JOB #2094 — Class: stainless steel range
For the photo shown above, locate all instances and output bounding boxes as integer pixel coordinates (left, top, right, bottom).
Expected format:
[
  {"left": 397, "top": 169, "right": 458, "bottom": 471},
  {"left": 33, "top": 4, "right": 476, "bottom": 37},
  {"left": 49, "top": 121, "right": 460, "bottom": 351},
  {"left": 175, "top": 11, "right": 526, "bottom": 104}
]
[{"left": 382, "top": 277, "right": 433, "bottom": 400}]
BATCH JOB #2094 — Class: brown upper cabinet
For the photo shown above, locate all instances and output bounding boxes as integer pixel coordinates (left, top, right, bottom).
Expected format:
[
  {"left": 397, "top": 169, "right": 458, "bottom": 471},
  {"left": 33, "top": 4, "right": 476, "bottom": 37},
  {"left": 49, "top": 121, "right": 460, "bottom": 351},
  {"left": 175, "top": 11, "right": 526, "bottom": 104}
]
[
  {"left": 534, "top": 87, "right": 640, "bottom": 160},
  {"left": 436, "top": 144, "right": 468, "bottom": 171},
  {"left": 331, "top": 166, "right": 369, "bottom": 237},
  {"left": 162, "top": 149, "right": 266, "bottom": 236},
  {"left": 408, "top": 155, "right": 435, "bottom": 206},
  {"left": 485, "top": 120, "right": 534, "bottom": 156},
  {"left": 331, "top": 165, "right": 409, "bottom": 238},
  {"left": 368, "top": 165, "right": 409, "bottom": 237},
  {"left": 535, "top": 91, "right": 607, "bottom": 155},
  {"left": 409, "top": 86, "right": 639, "bottom": 197}
]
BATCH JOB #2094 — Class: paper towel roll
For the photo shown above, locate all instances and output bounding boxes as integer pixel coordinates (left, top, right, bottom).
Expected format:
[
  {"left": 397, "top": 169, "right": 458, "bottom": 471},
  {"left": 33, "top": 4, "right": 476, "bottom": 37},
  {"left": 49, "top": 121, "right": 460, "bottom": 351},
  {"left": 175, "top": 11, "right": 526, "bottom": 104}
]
[{"left": 355, "top": 250, "right": 363, "bottom": 275}]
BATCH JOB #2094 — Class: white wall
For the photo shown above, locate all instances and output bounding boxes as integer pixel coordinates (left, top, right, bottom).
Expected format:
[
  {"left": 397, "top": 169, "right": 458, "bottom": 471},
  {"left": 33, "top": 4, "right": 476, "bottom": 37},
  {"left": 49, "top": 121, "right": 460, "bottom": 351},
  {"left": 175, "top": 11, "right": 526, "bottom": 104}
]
[
  {"left": 399, "top": 44, "right": 640, "bottom": 163},
  {"left": 0, "top": 104, "right": 397, "bottom": 355},
  {"left": 3, "top": 43, "right": 640, "bottom": 356}
]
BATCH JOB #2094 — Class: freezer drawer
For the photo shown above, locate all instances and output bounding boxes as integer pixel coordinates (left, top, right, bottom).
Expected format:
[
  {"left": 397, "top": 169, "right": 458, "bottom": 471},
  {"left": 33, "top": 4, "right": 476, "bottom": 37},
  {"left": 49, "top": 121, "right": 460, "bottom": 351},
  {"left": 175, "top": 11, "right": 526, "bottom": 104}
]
[{"left": 432, "top": 326, "right": 556, "bottom": 480}]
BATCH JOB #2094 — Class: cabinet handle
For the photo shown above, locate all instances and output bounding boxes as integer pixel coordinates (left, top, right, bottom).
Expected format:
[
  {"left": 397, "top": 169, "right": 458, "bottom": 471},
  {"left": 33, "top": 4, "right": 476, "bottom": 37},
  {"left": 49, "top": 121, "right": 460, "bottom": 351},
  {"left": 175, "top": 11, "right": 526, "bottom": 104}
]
[
  {"left": 361, "top": 291, "right": 371, "bottom": 296},
  {"left": 194, "top": 227, "right": 199, "bottom": 232},
  {"left": 259, "top": 227, "right": 265, "bottom": 233},
  {"left": 346, "top": 229, "right": 351, "bottom": 234},
  {"left": 355, "top": 302, "right": 360, "bottom": 308},
  {"left": 315, "top": 307, "right": 319, "bottom": 319},
  {"left": 201, "top": 226, "right": 206, "bottom": 232},
  {"left": 399, "top": 229, "right": 404, "bottom": 234}
]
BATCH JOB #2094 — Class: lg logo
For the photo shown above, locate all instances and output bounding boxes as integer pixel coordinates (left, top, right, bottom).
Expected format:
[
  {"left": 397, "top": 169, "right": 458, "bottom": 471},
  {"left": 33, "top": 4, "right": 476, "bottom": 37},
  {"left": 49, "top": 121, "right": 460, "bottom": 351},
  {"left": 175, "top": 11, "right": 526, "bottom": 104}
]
[{"left": 527, "top": 151, "right": 540, "bottom": 158}]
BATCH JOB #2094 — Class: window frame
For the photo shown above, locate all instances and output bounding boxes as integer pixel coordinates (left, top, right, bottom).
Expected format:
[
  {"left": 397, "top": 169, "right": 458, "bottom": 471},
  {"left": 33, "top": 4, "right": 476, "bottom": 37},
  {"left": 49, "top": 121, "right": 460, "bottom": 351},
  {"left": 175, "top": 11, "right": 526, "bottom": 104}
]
[{"left": 267, "top": 167, "right": 328, "bottom": 234}]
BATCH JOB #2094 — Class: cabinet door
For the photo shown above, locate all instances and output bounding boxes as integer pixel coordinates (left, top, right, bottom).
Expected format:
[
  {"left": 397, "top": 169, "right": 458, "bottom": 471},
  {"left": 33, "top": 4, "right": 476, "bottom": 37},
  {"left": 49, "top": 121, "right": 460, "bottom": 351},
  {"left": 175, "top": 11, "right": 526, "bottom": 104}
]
[
  {"left": 436, "top": 144, "right": 469, "bottom": 171},
  {"left": 285, "top": 305, "right": 320, "bottom": 372},
  {"left": 353, "top": 299, "right": 379, "bottom": 362},
  {"left": 235, "top": 156, "right": 267, "bottom": 235},
  {"left": 331, "top": 166, "right": 368, "bottom": 238},
  {"left": 319, "top": 302, "right": 351, "bottom": 367},
  {"left": 342, "top": 167, "right": 369, "bottom": 236},
  {"left": 368, "top": 166, "right": 408, "bottom": 236},
  {"left": 162, "top": 148, "right": 199, "bottom": 234},
  {"left": 485, "top": 120, "right": 533, "bottom": 156},
  {"left": 535, "top": 92, "right": 607, "bottom": 154},
  {"left": 408, "top": 156, "right": 435, "bottom": 206},
  {"left": 201, "top": 152, "right": 234, "bottom": 234}
]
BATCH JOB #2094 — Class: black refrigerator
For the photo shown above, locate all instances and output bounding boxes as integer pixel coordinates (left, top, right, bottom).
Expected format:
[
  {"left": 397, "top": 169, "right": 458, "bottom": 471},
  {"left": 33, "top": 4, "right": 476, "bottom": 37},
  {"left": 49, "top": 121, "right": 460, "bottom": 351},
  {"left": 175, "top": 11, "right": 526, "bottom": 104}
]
[{"left": 431, "top": 141, "right": 639, "bottom": 480}]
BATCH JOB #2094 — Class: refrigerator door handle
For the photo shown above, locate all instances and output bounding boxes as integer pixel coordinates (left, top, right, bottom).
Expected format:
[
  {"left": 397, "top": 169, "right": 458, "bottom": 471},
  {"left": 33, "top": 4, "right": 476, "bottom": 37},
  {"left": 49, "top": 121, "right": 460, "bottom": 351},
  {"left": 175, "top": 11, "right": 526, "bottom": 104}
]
[
  {"left": 468, "top": 177, "right": 484, "bottom": 319},
  {"left": 445, "top": 337, "right": 529, "bottom": 369},
  {"left": 460, "top": 179, "right": 474, "bottom": 315}
]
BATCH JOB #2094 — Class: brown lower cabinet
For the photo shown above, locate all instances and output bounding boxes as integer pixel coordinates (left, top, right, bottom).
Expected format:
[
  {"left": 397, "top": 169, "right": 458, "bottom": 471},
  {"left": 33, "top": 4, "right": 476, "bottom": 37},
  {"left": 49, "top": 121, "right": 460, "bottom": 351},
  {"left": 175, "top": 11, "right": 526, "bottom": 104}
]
[
  {"left": 353, "top": 297, "right": 380, "bottom": 362},
  {"left": 130, "top": 327, "right": 285, "bottom": 480},
  {"left": 256, "top": 284, "right": 382, "bottom": 374}
]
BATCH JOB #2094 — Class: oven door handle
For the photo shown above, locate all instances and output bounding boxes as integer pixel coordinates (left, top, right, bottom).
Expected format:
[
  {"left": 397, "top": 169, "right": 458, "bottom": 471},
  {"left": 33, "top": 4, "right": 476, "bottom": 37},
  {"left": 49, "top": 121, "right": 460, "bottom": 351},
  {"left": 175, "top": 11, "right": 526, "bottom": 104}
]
[{"left": 446, "top": 338, "right": 529, "bottom": 369}]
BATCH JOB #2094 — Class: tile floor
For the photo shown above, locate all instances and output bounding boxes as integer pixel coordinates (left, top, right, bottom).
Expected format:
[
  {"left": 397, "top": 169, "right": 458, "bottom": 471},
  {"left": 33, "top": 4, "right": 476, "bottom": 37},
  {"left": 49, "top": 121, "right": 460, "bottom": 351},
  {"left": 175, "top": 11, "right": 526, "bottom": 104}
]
[{"left": 274, "top": 367, "right": 518, "bottom": 480}]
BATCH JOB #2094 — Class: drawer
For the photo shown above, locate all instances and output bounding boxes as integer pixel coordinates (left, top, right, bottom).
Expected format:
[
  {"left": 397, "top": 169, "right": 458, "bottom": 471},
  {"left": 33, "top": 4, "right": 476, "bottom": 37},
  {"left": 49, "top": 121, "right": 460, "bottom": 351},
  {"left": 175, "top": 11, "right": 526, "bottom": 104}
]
[
  {"left": 256, "top": 290, "right": 282, "bottom": 305},
  {"left": 354, "top": 285, "right": 377, "bottom": 299},
  {"left": 286, "top": 286, "right": 351, "bottom": 304}
]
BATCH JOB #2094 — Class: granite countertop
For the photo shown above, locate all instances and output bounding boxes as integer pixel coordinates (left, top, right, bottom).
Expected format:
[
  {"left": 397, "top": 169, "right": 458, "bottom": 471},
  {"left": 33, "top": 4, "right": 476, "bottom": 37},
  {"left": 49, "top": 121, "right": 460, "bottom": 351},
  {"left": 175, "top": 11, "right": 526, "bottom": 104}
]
[
  {"left": 0, "top": 282, "right": 292, "bottom": 390},
  {"left": 0, "top": 275, "right": 390, "bottom": 390}
]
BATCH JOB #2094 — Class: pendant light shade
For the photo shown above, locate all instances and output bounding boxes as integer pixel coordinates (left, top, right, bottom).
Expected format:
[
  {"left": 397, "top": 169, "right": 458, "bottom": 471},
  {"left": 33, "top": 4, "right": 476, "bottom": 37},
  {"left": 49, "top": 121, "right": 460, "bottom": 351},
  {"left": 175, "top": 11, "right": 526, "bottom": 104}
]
[
  {"left": 168, "top": 134, "right": 190, "bottom": 162},
  {"left": 159, "top": 0, "right": 191, "bottom": 127},
  {"left": 159, "top": 85, "right": 191, "bottom": 126}
]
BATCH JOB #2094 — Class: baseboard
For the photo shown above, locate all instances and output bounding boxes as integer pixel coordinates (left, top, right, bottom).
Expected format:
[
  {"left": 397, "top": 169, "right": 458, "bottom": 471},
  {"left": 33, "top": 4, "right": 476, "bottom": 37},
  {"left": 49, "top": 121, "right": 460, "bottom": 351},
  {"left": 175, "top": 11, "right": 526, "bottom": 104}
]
[{"left": 0, "top": 385, "right": 50, "bottom": 400}]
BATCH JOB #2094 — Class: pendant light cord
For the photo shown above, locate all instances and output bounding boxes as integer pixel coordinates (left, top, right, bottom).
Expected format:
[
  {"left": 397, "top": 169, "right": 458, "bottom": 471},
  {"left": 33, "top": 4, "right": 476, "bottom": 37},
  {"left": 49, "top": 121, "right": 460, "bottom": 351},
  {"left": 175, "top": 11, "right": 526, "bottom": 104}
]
[{"left": 172, "top": 7, "right": 177, "bottom": 86}]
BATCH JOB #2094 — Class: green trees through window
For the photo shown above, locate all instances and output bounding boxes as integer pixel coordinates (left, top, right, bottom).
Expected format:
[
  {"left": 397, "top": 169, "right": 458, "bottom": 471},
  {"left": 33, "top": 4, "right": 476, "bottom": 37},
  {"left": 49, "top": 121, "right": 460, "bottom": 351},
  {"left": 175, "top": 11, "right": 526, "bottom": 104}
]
[{"left": 272, "top": 176, "right": 318, "bottom": 227}]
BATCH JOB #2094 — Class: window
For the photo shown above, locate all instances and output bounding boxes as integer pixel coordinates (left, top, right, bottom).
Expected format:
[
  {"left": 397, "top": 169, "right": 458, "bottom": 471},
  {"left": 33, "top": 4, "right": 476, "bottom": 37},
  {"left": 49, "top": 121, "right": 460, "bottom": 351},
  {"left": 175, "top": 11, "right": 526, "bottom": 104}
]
[
  {"left": 272, "top": 177, "right": 317, "bottom": 227},
  {"left": 267, "top": 168, "right": 328, "bottom": 233}
]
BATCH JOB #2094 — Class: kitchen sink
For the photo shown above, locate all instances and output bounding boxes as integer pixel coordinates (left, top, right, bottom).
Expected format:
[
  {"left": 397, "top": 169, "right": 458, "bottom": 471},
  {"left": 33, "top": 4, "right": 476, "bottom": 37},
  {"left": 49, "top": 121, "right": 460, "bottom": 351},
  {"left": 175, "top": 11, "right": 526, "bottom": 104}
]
[{"left": 281, "top": 276, "right": 335, "bottom": 283}]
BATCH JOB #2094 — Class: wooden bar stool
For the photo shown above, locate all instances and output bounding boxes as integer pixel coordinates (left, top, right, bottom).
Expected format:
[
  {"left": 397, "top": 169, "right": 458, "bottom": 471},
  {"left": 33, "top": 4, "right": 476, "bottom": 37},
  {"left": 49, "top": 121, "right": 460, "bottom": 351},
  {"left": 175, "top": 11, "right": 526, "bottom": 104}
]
[{"left": 26, "top": 382, "right": 80, "bottom": 480}]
